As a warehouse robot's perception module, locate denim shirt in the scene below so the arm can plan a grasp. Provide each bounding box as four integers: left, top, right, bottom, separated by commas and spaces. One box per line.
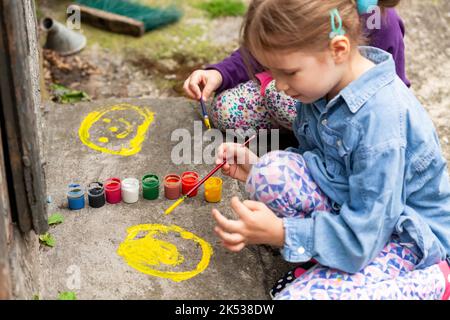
283, 46, 450, 273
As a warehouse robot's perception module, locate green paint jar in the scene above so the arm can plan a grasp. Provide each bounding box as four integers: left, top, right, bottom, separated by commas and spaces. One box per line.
142, 174, 160, 200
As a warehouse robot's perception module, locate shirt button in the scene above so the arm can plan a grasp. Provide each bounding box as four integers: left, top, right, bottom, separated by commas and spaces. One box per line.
336, 139, 342, 147
297, 247, 306, 255
321, 119, 328, 126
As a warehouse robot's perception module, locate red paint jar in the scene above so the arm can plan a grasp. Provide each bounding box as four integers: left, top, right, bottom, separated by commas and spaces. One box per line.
105, 178, 122, 204
181, 171, 199, 197
164, 174, 181, 200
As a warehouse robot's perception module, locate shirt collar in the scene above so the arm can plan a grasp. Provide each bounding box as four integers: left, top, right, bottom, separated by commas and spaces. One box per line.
331, 46, 397, 114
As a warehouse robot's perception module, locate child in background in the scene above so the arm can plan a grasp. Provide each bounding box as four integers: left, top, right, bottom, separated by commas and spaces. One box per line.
211, 0, 450, 299
184, 0, 409, 132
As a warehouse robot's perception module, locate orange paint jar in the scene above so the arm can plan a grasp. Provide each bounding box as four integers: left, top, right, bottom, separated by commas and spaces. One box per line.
204, 177, 223, 203
181, 171, 199, 197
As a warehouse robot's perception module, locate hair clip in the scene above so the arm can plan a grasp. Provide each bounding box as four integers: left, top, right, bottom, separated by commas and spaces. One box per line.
329, 8, 346, 39
357, 0, 379, 14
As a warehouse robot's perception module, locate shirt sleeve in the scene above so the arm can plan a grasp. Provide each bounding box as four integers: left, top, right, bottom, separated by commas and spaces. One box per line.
367, 9, 410, 87
281, 141, 407, 273
205, 48, 264, 93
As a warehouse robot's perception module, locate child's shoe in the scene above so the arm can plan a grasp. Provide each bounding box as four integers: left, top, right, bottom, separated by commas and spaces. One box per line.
269, 261, 317, 299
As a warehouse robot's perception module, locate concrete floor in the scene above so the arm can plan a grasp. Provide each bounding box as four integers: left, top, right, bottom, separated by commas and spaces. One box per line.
38, 97, 292, 300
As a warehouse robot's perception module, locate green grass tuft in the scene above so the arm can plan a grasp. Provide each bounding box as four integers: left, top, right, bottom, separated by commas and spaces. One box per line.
197, 0, 246, 18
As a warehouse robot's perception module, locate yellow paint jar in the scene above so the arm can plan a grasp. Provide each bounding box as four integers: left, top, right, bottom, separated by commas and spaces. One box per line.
204, 177, 223, 203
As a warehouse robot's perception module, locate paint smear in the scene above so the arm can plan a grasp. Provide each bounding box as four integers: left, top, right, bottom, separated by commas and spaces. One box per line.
79, 104, 155, 157
117, 224, 213, 282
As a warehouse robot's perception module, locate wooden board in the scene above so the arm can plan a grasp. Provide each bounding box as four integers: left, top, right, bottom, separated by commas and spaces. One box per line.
0, 120, 12, 300
0, 0, 48, 235
75, 4, 145, 37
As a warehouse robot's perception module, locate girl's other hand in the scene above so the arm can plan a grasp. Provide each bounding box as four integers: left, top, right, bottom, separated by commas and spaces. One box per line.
216, 143, 259, 182
183, 69, 223, 101
212, 197, 285, 252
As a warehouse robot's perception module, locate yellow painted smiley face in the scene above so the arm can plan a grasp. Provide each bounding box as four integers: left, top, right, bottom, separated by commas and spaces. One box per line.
79, 104, 155, 156
117, 224, 213, 282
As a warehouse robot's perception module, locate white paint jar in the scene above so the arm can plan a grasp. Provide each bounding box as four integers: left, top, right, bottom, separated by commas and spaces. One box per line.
121, 178, 139, 204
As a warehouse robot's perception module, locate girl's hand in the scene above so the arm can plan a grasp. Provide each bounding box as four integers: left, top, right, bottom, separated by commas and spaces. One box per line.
212, 197, 285, 252
183, 69, 223, 101
216, 143, 259, 182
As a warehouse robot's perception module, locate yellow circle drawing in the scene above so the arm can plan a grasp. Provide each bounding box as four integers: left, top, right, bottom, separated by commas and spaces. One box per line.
79, 104, 155, 157
117, 224, 213, 282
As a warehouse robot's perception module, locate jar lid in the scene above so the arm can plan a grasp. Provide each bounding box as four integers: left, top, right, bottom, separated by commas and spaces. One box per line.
122, 178, 139, 190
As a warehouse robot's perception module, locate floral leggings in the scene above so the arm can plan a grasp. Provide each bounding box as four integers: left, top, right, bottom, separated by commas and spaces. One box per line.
245, 151, 450, 300
208, 80, 297, 131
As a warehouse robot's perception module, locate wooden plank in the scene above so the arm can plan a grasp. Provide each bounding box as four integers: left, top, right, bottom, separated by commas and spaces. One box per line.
76, 4, 145, 37
0, 107, 12, 300
0, 0, 48, 234
0, 0, 31, 233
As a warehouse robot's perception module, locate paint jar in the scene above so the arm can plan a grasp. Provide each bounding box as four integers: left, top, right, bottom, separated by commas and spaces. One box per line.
164, 174, 181, 200
67, 184, 85, 210
181, 171, 199, 197
142, 174, 159, 200
105, 178, 122, 204
87, 182, 105, 208
204, 177, 223, 203
122, 178, 140, 204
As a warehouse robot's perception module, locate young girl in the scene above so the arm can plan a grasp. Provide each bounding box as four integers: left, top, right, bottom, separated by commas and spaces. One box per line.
184, 0, 409, 132
211, 0, 450, 300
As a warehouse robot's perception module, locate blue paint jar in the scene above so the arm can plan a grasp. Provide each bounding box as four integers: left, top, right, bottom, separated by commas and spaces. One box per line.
67, 184, 85, 210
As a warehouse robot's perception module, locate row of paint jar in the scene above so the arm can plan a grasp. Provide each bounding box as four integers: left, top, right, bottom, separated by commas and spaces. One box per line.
67, 172, 223, 210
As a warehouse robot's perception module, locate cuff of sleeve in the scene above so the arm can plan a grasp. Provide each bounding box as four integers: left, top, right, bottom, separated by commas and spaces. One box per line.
281, 217, 314, 263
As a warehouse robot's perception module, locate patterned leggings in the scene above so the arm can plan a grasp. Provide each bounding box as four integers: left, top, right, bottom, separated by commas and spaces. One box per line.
207, 80, 297, 131
246, 151, 450, 300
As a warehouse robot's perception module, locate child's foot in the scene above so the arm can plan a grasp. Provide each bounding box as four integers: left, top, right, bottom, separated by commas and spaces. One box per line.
269, 261, 317, 299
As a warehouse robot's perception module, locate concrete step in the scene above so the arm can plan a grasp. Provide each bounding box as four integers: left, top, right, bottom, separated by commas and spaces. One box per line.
39, 97, 291, 299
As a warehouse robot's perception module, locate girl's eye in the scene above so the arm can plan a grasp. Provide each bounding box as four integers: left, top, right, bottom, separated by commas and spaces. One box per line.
285, 71, 298, 76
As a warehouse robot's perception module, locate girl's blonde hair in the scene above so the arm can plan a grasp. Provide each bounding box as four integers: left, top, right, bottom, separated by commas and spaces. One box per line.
240, 0, 400, 76
378, 0, 401, 8
241, 0, 401, 55
241, 0, 361, 56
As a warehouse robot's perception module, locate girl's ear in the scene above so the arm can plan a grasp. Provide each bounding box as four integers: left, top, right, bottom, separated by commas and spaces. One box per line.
329, 36, 351, 64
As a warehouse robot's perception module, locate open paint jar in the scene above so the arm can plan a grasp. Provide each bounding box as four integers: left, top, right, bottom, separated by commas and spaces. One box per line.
204, 177, 223, 203
122, 178, 139, 204
87, 182, 105, 208
67, 183, 85, 210
181, 171, 199, 197
164, 174, 181, 200
142, 174, 160, 200
105, 178, 122, 204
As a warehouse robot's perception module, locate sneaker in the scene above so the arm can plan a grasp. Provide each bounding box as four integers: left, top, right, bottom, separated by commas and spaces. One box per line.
269, 261, 317, 299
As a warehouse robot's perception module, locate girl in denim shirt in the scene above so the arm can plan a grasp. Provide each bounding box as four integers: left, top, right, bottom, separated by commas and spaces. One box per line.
184, 0, 409, 132
212, 0, 450, 300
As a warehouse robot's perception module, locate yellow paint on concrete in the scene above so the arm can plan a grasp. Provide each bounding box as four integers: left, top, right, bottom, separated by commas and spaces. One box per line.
117, 224, 213, 282
79, 104, 155, 156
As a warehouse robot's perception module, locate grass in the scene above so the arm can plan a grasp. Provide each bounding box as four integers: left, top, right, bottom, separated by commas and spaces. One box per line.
197, 0, 246, 18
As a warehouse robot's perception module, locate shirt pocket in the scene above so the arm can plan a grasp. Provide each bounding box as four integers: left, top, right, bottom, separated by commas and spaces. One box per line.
296, 120, 316, 149
321, 129, 352, 177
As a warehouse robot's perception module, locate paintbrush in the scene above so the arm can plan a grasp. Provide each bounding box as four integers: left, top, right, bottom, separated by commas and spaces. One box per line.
199, 96, 211, 130
165, 134, 257, 215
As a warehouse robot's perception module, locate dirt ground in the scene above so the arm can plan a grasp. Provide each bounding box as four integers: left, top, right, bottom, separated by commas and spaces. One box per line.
399, 0, 450, 161
37, 0, 449, 156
